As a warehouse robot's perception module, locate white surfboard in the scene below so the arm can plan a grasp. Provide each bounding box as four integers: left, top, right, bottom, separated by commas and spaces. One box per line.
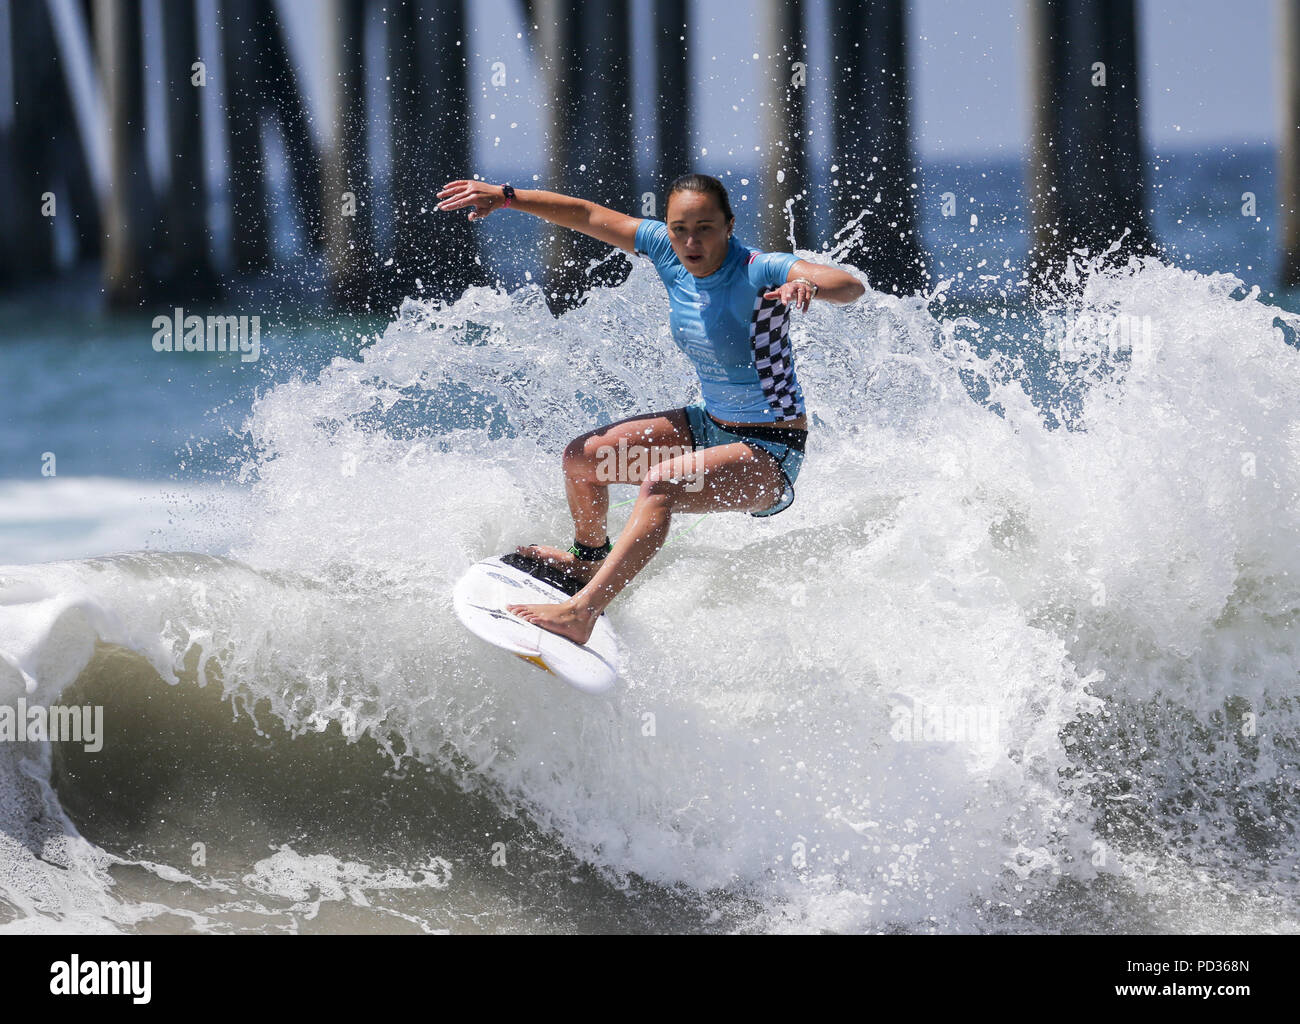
452, 553, 623, 694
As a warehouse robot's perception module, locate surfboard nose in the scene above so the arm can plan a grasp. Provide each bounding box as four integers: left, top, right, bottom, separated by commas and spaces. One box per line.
453, 554, 623, 694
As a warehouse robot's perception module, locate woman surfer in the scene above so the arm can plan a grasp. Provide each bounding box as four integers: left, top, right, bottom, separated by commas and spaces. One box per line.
436, 173, 865, 646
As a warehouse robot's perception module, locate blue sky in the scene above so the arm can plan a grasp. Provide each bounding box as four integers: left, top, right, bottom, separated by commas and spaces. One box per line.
909, 0, 1279, 158
262, 0, 1282, 169
13, 0, 1279, 178
481, 0, 1281, 167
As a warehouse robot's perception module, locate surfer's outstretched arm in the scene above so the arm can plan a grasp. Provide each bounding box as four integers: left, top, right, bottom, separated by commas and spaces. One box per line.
436, 180, 641, 253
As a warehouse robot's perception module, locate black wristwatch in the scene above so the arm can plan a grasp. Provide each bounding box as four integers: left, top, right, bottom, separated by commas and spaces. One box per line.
501, 184, 516, 208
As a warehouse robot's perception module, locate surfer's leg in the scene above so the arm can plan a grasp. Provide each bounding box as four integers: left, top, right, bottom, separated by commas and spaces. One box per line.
516, 407, 696, 577
507, 442, 784, 644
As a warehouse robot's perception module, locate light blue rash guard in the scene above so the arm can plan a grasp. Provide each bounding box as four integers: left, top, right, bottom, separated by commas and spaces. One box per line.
633, 217, 805, 423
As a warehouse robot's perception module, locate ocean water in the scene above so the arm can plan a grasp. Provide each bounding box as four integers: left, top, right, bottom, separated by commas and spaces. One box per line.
2, 150, 1300, 933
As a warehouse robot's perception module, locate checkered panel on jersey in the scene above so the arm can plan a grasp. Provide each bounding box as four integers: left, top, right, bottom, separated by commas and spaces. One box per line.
749, 291, 805, 421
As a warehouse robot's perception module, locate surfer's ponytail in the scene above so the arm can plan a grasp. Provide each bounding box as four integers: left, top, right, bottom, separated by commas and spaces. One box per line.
666, 173, 735, 226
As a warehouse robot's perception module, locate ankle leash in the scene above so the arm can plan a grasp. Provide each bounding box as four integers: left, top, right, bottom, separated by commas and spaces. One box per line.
566, 536, 612, 561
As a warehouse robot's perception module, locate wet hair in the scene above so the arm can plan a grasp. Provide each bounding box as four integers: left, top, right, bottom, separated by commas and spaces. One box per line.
666, 173, 735, 230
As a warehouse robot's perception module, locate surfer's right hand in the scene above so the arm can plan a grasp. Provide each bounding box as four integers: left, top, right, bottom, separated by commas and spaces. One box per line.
436, 179, 503, 221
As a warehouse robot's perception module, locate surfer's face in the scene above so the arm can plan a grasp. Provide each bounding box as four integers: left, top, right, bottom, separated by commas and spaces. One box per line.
666, 192, 734, 277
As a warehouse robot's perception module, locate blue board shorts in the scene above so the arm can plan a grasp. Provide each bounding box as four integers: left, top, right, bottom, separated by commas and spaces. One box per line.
682, 401, 807, 517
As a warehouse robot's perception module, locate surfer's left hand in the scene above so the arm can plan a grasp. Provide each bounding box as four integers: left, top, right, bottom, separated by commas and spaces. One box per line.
764, 279, 817, 313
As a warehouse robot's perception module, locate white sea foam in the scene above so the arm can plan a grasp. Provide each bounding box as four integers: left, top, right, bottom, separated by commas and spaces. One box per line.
2, 253, 1299, 932
0, 478, 251, 566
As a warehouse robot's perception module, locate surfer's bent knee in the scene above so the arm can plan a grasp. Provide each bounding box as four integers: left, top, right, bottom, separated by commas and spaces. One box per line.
563, 435, 604, 483
562, 435, 589, 467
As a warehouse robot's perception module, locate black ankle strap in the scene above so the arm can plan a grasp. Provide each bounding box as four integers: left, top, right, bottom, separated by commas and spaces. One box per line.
567, 536, 612, 561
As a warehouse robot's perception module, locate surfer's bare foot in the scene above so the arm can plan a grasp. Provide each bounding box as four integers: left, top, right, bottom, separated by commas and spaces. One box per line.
514, 543, 603, 582
505, 598, 598, 646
